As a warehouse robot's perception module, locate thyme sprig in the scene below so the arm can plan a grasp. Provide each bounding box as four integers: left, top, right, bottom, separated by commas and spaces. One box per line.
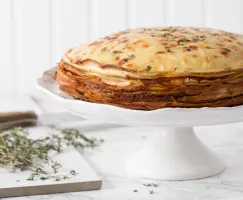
143, 183, 159, 187
143, 183, 159, 194
0, 127, 103, 181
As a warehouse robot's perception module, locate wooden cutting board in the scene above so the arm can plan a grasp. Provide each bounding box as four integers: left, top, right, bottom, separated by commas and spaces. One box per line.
0, 149, 102, 198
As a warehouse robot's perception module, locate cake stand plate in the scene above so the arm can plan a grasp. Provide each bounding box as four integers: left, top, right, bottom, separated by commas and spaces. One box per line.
37, 67, 243, 180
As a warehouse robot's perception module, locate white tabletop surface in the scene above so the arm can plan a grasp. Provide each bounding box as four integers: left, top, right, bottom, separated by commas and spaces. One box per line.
2, 94, 243, 200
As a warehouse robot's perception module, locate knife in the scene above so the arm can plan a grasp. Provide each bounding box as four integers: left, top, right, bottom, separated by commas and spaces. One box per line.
0, 111, 85, 131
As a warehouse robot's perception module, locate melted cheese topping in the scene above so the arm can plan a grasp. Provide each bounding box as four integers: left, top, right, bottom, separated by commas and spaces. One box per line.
62, 27, 243, 77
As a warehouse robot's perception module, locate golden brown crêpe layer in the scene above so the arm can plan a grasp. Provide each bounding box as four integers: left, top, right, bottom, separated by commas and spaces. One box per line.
56, 61, 243, 110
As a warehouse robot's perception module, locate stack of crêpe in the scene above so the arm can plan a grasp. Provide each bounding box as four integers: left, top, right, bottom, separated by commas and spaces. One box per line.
56, 27, 243, 110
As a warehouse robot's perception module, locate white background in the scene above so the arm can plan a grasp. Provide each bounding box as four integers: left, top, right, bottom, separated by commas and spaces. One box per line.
1, 0, 243, 94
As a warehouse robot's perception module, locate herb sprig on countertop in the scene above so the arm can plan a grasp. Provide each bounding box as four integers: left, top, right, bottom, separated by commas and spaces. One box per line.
0, 127, 103, 181
143, 183, 159, 194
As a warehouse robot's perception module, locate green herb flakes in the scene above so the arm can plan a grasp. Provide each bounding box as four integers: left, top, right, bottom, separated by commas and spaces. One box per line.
146, 66, 152, 71
164, 46, 173, 53
113, 50, 122, 54
178, 38, 191, 45
101, 47, 107, 52
128, 54, 135, 58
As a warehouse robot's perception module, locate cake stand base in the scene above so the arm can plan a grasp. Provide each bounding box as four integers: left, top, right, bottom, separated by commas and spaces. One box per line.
125, 127, 225, 180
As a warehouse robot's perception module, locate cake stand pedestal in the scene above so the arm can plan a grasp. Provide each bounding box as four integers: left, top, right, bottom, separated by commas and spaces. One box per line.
37, 67, 243, 180
125, 127, 224, 180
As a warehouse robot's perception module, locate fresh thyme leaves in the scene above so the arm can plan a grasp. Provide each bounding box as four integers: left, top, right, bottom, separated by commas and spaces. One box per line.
149, 190, 154, 194
27, 172, 39, 181
28, 169, 76, 181
146, 66, 152, 71
143, 183, 152, 187
51, 160, 62, 173
143, 183, 159, 187
143, 183, 158, 194
0, 127, 103, 181
70, 169, 76, 175
61, 128, 102, 148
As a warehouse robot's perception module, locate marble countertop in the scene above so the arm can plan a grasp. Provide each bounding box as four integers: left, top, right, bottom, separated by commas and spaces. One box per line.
2, 95, 243, 200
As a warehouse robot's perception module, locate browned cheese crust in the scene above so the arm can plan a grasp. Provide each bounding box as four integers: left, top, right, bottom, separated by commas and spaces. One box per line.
56, 27, 243, 110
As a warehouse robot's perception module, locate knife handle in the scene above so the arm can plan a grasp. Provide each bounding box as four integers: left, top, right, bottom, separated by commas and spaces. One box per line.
0, 111, 38, 123
0, 111, 38, 131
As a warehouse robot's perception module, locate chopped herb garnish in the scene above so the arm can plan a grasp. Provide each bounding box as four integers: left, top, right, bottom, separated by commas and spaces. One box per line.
101, 47, 107, 52
146, 66, 152, 71
119, 58, 129, 64
128, 54, 135, 58
184, 47, 191, 51
123, 44, 128, 49
178, 38, 191, 45
223, 48, 231, 52
113, 50, 122, 54
163, 27, 177, 32
164, 46, 173, 53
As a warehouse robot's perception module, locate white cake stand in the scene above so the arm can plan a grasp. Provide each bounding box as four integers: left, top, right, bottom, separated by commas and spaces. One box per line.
37, 67, 243, 180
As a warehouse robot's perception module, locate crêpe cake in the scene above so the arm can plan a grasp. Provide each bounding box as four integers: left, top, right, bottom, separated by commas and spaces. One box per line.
56, 27, 243, 110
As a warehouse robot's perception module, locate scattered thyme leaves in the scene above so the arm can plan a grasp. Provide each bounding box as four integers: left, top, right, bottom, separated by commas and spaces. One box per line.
40, 176, 49, 180
146, 66, 152, 71
143, 183, 159, 187
149, 190, 154, 194
38, 170, 76, 181
0, 127, 102, 181
143, 183, 152, 187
